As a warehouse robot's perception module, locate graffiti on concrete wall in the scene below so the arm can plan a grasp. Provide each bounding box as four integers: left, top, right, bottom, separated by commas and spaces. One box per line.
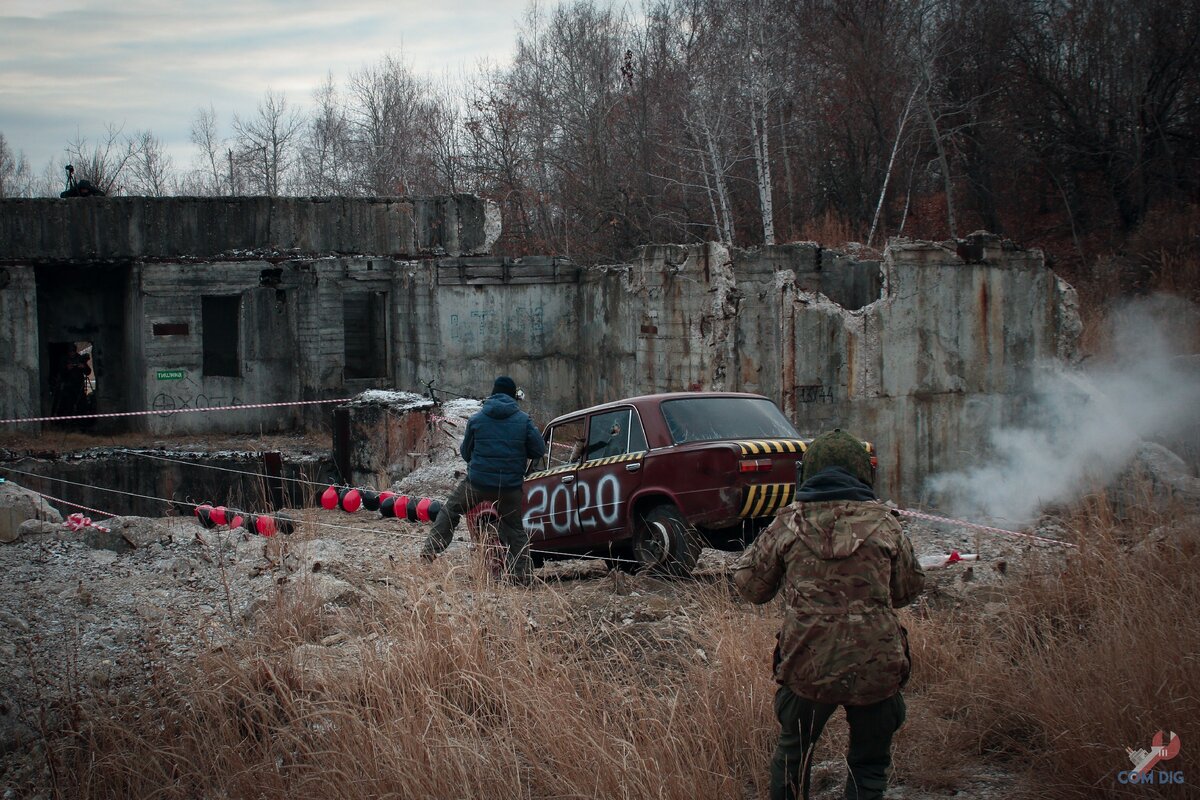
796, 384, 837, 404
446, 299, 554, 351
152, 392, 243, 417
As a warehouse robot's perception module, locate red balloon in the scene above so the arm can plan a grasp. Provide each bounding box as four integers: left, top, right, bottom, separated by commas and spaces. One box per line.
210, 506, 228, 526
379, 490, 395, 503
341, 488, 362, 513
256, 516, 277, 537
195, 504, 216, 529
229, 514, 244, 529
396, 495, 409, 521
320, 485, 339, 510
416, 497, 433, 522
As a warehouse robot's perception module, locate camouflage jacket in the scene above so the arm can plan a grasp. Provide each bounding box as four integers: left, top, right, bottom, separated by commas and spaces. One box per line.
734, 490, 924, 706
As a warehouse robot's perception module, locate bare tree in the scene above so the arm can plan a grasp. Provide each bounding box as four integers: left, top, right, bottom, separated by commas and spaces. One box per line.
426, 79, 468, 194
346, 54, 432, 195
126, 130, 175, 196
299, 73, 353, 195
63, 123, 140, 195
189, 105, 227, 195
0, 133, 34, 197
231, 90, 305, 196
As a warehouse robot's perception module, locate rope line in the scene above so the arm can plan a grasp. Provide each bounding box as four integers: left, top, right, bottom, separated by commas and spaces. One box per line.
0, 465, 640, 566
0, 397, 353, 426
895, 508, 1077, 548
127, 450, 332, 490
23, 487, 117, 521
1, 456, 1077, 560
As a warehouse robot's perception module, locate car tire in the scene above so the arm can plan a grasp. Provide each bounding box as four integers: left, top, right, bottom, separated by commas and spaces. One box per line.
634, 503, 702, 576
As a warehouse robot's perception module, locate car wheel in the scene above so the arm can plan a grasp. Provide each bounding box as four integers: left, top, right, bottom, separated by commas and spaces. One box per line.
634, 504, 702, 576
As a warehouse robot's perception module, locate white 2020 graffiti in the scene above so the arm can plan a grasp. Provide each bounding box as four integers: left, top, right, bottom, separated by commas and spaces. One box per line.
524, 473, 622, 535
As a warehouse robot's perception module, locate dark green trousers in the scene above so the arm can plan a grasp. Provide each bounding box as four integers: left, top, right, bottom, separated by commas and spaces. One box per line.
770, 685, 906, 800
421, 479, 531, 579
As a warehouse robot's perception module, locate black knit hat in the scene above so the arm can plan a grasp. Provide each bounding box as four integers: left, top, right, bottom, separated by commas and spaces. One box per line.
801, 429, 874, 485
492, 376, 518, 398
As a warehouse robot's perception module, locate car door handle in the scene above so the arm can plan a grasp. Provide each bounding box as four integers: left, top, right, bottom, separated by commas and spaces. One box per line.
625, 463, 641, 472
561, 474, 575, 483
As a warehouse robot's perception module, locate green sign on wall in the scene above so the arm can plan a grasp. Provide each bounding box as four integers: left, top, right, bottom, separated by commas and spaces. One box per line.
156, 369, 186, 381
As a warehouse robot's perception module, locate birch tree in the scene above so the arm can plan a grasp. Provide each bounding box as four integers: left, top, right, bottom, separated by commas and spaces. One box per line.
231, 90, 305, 196
188, 105, 226, 194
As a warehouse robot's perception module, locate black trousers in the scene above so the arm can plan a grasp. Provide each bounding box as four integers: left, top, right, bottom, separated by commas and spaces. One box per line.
421, 479, 531, 579
770, 685, 906, 800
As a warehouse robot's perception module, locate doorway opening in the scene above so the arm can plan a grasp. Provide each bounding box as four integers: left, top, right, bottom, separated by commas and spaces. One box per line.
48, 340, 95, 421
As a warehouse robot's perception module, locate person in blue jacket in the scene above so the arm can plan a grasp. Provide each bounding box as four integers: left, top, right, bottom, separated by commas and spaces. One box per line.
420, 376, 546, 581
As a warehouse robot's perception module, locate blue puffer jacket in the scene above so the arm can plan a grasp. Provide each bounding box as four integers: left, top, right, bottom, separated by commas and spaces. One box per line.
461, 394, 547, 489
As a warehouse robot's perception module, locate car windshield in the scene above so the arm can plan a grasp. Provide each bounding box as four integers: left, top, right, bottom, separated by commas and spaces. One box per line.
659, 397, 799, 444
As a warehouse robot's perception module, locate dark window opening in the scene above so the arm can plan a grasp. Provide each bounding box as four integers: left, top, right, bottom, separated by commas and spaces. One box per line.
535, 418, 586, 473
202, 296, 241, 377
344, 291, 388, 379
49, 340, 95, 418
153, 322, 189, 336
585, 408, 648, 459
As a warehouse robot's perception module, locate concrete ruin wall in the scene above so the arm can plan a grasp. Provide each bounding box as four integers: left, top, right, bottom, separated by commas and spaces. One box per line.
0, 195, 500, 262
0, 197, 1079, 503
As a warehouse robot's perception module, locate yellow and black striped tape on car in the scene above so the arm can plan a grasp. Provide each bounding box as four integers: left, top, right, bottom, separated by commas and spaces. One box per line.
527, 452, 645, 480
739, 483, 797, 518
525, 463, 579, 481
737, 439, 810, 455
581, 451, 645, 469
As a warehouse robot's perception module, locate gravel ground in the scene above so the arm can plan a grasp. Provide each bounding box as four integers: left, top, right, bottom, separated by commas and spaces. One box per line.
0, 402, 1062, 798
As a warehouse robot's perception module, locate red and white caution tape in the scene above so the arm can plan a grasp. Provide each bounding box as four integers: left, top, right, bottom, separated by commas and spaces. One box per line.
0, 397, 353, 425
896, 507, 1077, 548
18, 485, 116, 529
63, 512, 111, 534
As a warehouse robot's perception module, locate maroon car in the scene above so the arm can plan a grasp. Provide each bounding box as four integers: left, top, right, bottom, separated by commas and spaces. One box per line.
471, 392, 874, 576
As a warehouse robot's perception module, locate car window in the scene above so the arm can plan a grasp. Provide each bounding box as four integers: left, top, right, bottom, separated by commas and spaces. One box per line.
585, 408, 648, 459
543, 418, 587, 470
660, 397, 800, 444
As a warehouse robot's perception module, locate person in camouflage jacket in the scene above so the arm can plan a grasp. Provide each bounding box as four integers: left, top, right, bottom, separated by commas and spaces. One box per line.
734, 429, 925, 800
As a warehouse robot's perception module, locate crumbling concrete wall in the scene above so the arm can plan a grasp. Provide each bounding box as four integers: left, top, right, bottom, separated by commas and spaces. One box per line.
400, 257, 584, 423
0, 266, 39, 431
572, 234, 1078, 501
780, 237, 1080, 499
0, 196, 1079, 503
332, 392, 435, 488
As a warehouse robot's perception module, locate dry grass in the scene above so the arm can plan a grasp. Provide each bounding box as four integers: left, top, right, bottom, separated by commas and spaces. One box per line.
39, 493, 1200, 800
902, 494, 1200, 799
49, 572, 781, 800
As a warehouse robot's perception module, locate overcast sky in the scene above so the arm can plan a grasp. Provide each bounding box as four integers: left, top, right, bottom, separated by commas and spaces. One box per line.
0, 0, 533, 176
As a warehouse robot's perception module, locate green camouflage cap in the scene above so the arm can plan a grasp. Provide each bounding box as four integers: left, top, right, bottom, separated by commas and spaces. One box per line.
802, 429, 873, 484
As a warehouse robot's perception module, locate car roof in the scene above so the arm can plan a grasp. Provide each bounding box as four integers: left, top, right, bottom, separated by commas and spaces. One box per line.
545, 391, 774, 426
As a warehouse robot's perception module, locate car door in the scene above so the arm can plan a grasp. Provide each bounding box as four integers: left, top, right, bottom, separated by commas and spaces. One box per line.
573, 406, 648, 546
523, 416, 587, 545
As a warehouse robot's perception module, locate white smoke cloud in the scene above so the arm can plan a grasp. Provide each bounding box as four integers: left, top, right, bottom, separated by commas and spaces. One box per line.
928, 295, 1200, 526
